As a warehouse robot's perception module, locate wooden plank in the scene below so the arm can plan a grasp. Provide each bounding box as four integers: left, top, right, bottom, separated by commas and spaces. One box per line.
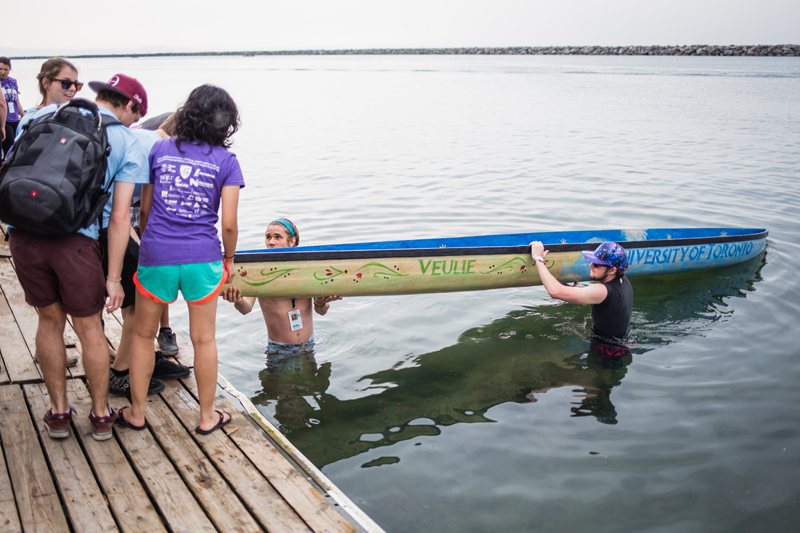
0, 259, 41, 354
0, 356, 8, 385
0, 286, 40, 383
66, 380, 166, 533
0, 384, 70, 532
227, 422, 356, 533
0, 431, 23, 532
23, 383, 118, 533
141, 394, 263, 532
161, 379, 312, 533
180, 376, 354, 533
103, 310, 124, 351
0, 238, 11, 258
110, 395, 216, 533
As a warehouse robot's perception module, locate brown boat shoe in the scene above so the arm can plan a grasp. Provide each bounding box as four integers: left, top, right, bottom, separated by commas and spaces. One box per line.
89, 406, 118, 441
43, 406, 77, 439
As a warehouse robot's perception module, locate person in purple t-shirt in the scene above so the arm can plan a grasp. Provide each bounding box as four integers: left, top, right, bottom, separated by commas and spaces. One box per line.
0, 57, 24, 157
120, 85, 244, 435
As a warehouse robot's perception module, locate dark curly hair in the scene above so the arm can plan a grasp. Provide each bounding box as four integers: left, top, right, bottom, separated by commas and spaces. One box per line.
174, 84, 240, 151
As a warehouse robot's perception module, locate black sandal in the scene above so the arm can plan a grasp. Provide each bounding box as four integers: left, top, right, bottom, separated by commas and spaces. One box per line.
195, 410, 231, 435
115, 406, 147, 431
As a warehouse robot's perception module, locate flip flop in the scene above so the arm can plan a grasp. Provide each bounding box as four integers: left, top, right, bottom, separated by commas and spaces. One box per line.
114, 406, 147, 431
195, 410, 231, 435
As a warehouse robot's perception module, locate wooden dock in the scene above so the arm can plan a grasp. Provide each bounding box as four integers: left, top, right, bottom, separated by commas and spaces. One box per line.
0, 229, 376, 533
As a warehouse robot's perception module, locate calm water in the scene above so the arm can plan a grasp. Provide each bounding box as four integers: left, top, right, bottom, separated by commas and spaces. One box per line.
12, 55, 800, 532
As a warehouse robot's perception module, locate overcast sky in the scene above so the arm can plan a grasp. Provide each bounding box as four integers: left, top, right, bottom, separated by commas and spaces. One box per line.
5, 0, 799, 56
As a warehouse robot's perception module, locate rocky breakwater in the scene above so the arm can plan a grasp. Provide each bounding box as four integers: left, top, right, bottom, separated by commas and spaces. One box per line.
265, 44, 800, 57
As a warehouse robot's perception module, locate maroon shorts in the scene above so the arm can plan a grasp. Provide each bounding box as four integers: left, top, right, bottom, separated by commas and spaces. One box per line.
9, 229, 105, 317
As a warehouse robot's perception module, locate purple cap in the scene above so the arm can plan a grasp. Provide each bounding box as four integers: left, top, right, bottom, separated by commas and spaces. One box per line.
582, 242, 628, 270
88, 74, 148, 117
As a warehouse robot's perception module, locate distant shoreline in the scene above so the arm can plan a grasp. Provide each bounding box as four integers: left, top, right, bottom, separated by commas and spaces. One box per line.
11, 44, 800, 60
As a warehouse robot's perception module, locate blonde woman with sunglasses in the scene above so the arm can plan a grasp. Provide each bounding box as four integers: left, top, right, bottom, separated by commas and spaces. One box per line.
15, 57, 82, 135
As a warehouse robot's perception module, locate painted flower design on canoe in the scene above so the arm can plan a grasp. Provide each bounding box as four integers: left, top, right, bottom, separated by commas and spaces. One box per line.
238, 267, 299, 286
357, 262, 408, 279
314, 266, 344, 281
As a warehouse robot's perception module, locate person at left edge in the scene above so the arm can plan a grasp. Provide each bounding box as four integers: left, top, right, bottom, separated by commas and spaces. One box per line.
1, 56, 24, 159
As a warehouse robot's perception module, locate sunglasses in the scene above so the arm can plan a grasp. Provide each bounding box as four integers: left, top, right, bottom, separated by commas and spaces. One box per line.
48, 78, 84, 91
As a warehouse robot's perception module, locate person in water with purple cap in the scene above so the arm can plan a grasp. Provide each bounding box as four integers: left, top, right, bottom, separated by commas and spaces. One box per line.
530, 240, 633, 363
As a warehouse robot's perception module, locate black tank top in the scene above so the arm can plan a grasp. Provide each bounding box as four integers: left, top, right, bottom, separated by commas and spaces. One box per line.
591, 276, 633, 342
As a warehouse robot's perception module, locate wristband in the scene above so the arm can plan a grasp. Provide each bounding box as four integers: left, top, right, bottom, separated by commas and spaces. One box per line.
534, 256, 544, 263
224, 253, 235, 259
106, 276, 122, 282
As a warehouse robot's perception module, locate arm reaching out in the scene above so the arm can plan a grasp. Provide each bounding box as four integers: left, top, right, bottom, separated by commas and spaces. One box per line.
313, 295, 342, 316
530, 241, 608, 306
221, 287, 256, 315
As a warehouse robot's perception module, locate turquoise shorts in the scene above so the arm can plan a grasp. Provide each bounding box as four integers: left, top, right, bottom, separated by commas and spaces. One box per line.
134, 261, 226, 305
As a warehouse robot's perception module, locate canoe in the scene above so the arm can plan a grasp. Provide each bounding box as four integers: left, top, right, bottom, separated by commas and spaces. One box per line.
229, 228, 768, 298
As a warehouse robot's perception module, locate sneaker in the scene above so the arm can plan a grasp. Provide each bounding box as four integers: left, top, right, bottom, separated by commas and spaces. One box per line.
43, 406, 77, 439
157, 327, 180, 356
152, 351, 191, 380
89, 406, 117, 441
109, 370, 165, 397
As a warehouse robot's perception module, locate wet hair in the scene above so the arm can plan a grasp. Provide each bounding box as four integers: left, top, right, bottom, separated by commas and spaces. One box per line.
95, 89, 140, 115
0, 57, 10, 67
35, 57, 78, 106
268, 219, 300, 247
173, 84, 240, 151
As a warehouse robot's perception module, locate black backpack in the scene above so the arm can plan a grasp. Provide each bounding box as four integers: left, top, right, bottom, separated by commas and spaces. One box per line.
0, 98, 120, 237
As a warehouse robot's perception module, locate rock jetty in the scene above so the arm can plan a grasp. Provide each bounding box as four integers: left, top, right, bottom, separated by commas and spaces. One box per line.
14, 45, 800, 60
253, 45, 800, 57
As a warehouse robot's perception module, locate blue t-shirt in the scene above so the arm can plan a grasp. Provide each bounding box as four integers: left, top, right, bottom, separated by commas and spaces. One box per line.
12, 103, 149, 239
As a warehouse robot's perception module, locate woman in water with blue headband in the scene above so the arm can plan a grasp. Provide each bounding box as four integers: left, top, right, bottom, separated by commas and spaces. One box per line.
222, 218, 342, 355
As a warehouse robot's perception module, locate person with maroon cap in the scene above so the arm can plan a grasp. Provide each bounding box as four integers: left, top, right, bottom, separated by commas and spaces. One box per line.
530, 240, 634, 355
88, 74, 189, 398
8, 71, 151, 441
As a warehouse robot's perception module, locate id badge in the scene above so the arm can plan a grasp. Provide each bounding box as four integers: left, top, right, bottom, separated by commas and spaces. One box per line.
8, 102, 14, 114
288, 309, 303, 331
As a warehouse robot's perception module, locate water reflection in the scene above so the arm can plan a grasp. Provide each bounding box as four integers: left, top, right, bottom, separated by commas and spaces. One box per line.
252, 253, 765, 468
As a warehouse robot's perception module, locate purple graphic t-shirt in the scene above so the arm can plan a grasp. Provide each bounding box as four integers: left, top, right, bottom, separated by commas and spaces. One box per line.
139, 138, 245, 267
1, 77, 21, 122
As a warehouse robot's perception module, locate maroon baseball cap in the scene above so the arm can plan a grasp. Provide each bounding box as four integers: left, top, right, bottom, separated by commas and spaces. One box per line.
88, 74, 148, 117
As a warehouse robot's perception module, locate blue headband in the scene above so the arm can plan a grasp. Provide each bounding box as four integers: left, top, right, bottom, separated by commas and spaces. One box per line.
271, 219, 296, 237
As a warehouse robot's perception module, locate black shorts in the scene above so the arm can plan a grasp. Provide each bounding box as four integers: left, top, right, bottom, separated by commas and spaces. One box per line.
2, 120, 19, 157
99, 228, 139, 309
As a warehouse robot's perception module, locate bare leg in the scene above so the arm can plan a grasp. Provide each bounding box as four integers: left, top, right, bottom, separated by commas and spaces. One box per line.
128, 292, 164, 426
36, 303, 69, 413
159, 305, 170, 329
111, 304, 136, 371
72, 311, 111, 417
187, 297, 228, 431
